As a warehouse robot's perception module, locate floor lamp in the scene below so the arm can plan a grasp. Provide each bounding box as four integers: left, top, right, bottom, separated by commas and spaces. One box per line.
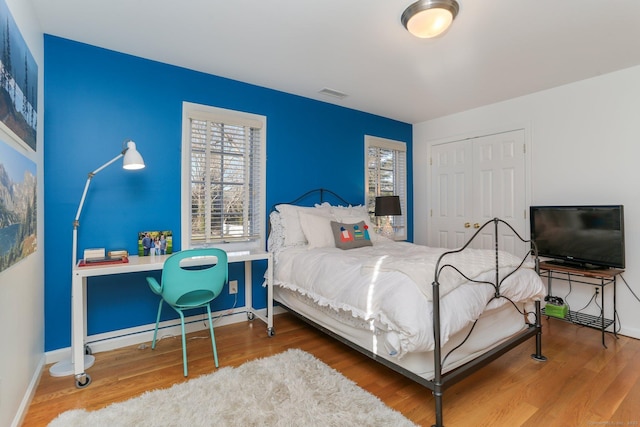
49, 140, 145, 379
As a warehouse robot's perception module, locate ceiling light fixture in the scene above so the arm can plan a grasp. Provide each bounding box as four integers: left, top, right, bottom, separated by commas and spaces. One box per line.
401, 0, 460, 39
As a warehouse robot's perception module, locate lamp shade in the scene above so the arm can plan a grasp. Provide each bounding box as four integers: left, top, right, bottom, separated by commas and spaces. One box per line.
401, 0, 459, 39
122, 140, 145, 170
375, 196, 402, 216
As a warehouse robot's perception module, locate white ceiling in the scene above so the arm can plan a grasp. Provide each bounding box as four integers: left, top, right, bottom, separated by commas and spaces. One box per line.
30, 0, 640, 124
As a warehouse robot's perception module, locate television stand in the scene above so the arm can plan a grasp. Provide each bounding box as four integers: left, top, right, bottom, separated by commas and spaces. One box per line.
538, 262, 622, 348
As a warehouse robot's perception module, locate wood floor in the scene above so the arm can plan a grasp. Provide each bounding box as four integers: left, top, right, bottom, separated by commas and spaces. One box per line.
23, 312, 640, 427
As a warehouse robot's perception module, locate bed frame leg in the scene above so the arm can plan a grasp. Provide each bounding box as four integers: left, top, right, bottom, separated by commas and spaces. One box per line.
433, 388, 444, 427
531, 300, 547, 362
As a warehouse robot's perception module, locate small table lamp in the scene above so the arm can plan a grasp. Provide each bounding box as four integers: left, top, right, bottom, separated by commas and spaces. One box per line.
375, 195, 402, 238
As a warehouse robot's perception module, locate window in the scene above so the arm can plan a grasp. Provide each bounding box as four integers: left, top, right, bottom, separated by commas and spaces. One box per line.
182, 102, 266, 252
365, 135, 407, 240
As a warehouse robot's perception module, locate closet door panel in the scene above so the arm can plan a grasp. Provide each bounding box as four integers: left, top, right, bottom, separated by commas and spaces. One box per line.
472, 130, 526, 251
429, 140, 473, 247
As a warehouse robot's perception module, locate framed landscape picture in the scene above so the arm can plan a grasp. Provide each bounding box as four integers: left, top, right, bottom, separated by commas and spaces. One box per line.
0, 138, 37, 273
138, 230, 173, 257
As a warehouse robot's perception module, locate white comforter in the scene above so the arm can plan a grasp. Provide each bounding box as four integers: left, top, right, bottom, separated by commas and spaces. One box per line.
273, 241, 546, 358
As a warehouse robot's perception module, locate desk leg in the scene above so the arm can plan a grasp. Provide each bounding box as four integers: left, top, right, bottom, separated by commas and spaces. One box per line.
267, 253, 274, 336
72, 275, 93, 388
244, 260, 252, 320
244, 256, 274, 336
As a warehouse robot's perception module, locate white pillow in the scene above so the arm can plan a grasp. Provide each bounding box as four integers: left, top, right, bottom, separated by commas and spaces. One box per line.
276, 203, 332, 246
298, 210, 336, 249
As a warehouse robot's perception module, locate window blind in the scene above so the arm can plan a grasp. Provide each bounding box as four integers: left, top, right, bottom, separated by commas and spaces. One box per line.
188, 117, 263, 246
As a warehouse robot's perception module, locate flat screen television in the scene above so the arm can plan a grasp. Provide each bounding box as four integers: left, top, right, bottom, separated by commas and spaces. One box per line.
529, 205, 625, 269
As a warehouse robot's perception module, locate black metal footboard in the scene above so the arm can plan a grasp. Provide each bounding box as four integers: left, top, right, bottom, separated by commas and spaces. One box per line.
429, 218, 546, 427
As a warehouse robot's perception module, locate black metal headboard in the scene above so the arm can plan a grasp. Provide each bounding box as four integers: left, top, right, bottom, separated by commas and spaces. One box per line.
270, 188, 355, 212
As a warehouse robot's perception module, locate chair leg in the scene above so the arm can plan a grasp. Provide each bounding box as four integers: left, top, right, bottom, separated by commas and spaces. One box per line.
178, 310, 188, 377
206, 304, 219, 368
152, 299, 163, 350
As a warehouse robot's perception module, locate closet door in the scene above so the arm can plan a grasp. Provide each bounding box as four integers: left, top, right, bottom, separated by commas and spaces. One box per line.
471, 130, 527, 253
429, 129, 527, 254
430, 139, 473, 248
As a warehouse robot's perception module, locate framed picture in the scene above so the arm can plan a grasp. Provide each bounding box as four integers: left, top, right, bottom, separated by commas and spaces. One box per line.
0, 138, 37, 273
138, 230, 173, 256
0, 0, 38, 151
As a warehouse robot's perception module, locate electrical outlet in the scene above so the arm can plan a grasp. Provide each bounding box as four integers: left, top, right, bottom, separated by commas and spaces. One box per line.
229, 280, 238, 294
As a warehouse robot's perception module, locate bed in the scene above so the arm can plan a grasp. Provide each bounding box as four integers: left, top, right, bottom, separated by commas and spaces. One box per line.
268, 189, 547, 427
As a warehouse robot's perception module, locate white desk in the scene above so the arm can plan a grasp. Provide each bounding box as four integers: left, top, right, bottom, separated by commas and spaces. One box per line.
70, 250, 273, 387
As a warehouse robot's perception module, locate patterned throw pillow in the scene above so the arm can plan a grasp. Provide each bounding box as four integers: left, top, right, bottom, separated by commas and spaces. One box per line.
330, 221, 373, 250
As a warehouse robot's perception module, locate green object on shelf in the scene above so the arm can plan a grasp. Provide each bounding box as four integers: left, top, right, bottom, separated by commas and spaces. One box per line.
545, 303, 568, 319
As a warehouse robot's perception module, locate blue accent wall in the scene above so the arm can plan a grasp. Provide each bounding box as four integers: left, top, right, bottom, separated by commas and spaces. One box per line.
43, 35, 413, 352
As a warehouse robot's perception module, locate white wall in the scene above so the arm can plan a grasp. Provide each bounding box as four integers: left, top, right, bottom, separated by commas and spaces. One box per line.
0, 1, 44, 426
414, 65, 640, 340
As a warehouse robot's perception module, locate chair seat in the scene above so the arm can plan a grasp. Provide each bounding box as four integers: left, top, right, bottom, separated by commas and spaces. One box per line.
175, 290, 216, 307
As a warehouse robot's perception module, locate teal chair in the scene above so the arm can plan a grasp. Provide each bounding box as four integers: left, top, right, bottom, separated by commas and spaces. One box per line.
146, 248, 228, 376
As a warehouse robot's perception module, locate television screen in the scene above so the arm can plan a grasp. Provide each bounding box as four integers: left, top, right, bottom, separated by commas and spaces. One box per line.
530, 205, 625, 269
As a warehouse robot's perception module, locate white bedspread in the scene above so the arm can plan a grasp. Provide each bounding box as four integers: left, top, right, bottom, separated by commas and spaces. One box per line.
273, 241, 546, 358
361, 244, 529, 300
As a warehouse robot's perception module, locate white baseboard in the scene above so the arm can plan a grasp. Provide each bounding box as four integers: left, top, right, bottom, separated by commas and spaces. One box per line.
45, 306, 285, 365
619, 325, 640, 340
11, 354, 45, 427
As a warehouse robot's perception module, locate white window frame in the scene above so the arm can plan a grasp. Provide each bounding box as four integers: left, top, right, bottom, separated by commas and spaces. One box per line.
365, 135, 407, 240
181, 102, 267, 252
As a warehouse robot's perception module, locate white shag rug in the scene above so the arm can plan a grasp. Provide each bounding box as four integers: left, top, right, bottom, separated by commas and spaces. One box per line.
48, 349, 417, 427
